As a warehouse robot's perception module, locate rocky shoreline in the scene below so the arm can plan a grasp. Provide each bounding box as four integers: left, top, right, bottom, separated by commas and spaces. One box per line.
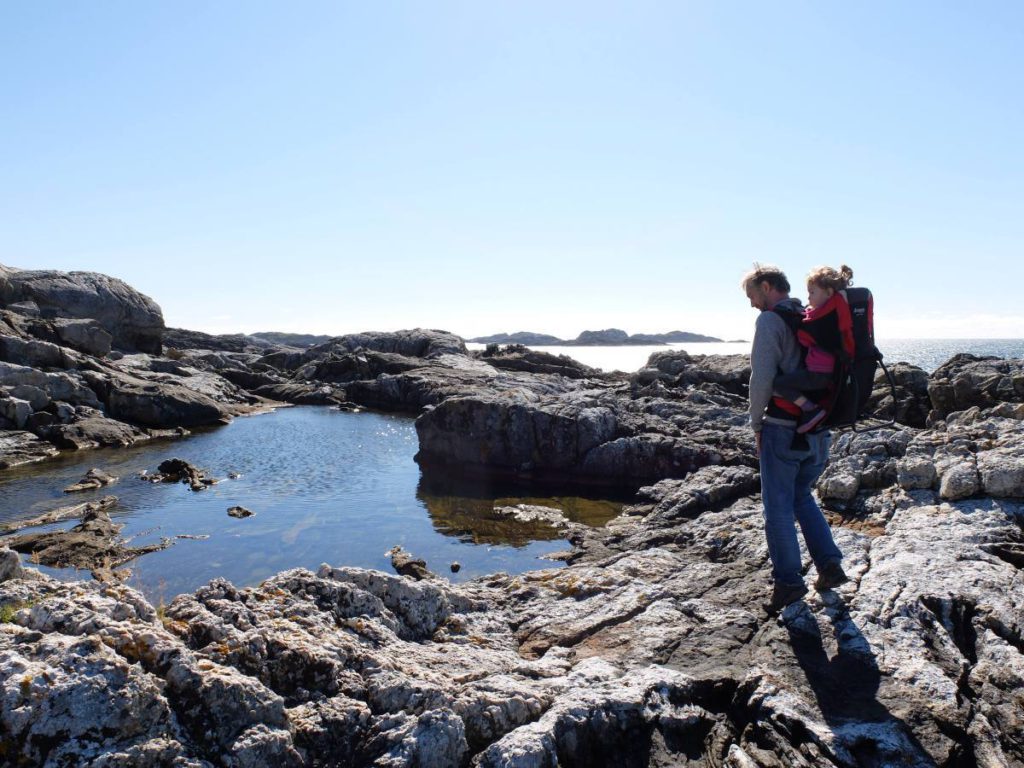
2, 264, 1023, 766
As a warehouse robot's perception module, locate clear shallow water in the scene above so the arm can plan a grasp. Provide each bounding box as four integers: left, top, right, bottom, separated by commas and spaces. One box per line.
0, 407, 621, 602
468, 339, 1024, 374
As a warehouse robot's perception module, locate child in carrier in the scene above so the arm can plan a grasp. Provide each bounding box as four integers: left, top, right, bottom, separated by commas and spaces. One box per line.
774, 264, 855, 433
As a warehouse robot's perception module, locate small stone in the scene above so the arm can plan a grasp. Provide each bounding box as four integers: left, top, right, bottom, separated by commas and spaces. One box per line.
450, 562, 461, 573
0, 397, 33, 430
897, 457, 937, 491
228, 506, 254, 518
64, 468, 119, 494
939, 463, 980, 500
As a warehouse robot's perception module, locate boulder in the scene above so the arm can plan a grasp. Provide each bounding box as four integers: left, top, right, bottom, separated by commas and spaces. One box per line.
144, 458, 215, 491
477, 346, 601, 379
7, 384, 49, 411
40, 412, 147, 450
928, 354, 1024, 417
0, 332, 75, 368
866, 361, 931, 427
53, 318, 113, 357
0, 363, 100, 407
99, 375, 232, 428
294, 350, 424, 384
0, 397, 32, 429
0, 264, 164, 353
0, 547, 25, 581
304, 329, 467, 361
162, 327, 258, 353
415, 387, 754, 487
251, 381, 344, 405
64, 468, 119, 494
636, 351, 750, 395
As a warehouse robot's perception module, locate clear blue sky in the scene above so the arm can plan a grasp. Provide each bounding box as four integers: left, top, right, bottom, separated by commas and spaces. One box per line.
1, 2, 1021, 340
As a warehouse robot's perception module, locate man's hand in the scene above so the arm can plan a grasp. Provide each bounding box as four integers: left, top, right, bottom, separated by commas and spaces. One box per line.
755, 431, 762, 457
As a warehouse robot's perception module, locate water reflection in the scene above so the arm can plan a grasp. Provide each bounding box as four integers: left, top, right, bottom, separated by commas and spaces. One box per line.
1, 407, 628, 601
418, 483, 622, 547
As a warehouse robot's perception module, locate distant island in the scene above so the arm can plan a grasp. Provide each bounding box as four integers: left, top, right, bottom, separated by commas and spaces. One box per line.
250, 331, 335, 348
467, 328, 725, 346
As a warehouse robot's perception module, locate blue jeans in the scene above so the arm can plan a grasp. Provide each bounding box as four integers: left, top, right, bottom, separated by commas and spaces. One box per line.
759, 423, 842, 586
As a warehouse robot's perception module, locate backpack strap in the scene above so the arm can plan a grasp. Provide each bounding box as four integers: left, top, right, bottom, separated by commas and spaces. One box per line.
767, 303, 809, 418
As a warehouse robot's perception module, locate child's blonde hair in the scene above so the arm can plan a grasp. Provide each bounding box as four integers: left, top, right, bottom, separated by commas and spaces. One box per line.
806, 264, 853, 292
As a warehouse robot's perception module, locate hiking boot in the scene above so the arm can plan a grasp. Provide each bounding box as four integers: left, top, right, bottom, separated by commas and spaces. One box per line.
765, 582, 809, 614
814, 560, 849, 591
797, 407, 828, 434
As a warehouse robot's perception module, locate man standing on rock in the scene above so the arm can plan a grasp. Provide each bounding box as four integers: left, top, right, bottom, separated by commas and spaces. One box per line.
742, 264, 848, 613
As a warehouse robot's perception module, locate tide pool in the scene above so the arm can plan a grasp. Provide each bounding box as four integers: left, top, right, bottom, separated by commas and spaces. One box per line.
0, 407, 621, 602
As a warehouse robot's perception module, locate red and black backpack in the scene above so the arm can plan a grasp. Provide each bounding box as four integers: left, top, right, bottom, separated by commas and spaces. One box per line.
772, 287, 894, 430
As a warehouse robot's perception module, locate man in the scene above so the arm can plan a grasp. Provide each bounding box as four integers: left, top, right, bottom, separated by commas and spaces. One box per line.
742, 264, 848, 613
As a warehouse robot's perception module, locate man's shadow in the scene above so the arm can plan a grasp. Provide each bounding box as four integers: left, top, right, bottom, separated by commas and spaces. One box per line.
783, 598, 935, 762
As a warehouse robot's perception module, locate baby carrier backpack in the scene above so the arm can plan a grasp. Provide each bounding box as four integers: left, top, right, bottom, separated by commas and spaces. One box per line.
773, 288, 897, 431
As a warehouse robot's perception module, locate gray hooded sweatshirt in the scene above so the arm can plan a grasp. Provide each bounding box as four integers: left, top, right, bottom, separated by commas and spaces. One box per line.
749, 297, 804, 433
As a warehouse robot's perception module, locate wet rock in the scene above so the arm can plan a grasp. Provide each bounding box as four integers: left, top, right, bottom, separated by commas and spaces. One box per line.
227, 506, 254, 518
388, 546, 435, 581
415, 387, 754, 488
252, 381, 345, 405
102, 374, 233, 428
450, 562, 461, 573
64, 467, 119, 493
1, 495, 119, 533
144, 458, 216, 491
492, 504, 570, 528
4, 506, 170, 580
42, 411, 148, 450
0, 430, 60, 469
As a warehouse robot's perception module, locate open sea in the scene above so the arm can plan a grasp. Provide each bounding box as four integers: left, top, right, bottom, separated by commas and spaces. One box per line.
467, 339, 1024, 374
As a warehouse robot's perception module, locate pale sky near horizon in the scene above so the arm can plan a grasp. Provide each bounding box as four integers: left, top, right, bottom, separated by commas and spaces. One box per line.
2, 2, 1021, 341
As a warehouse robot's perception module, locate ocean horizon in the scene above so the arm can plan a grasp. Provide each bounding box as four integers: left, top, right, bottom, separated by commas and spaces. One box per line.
467, 338, 1024, 375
